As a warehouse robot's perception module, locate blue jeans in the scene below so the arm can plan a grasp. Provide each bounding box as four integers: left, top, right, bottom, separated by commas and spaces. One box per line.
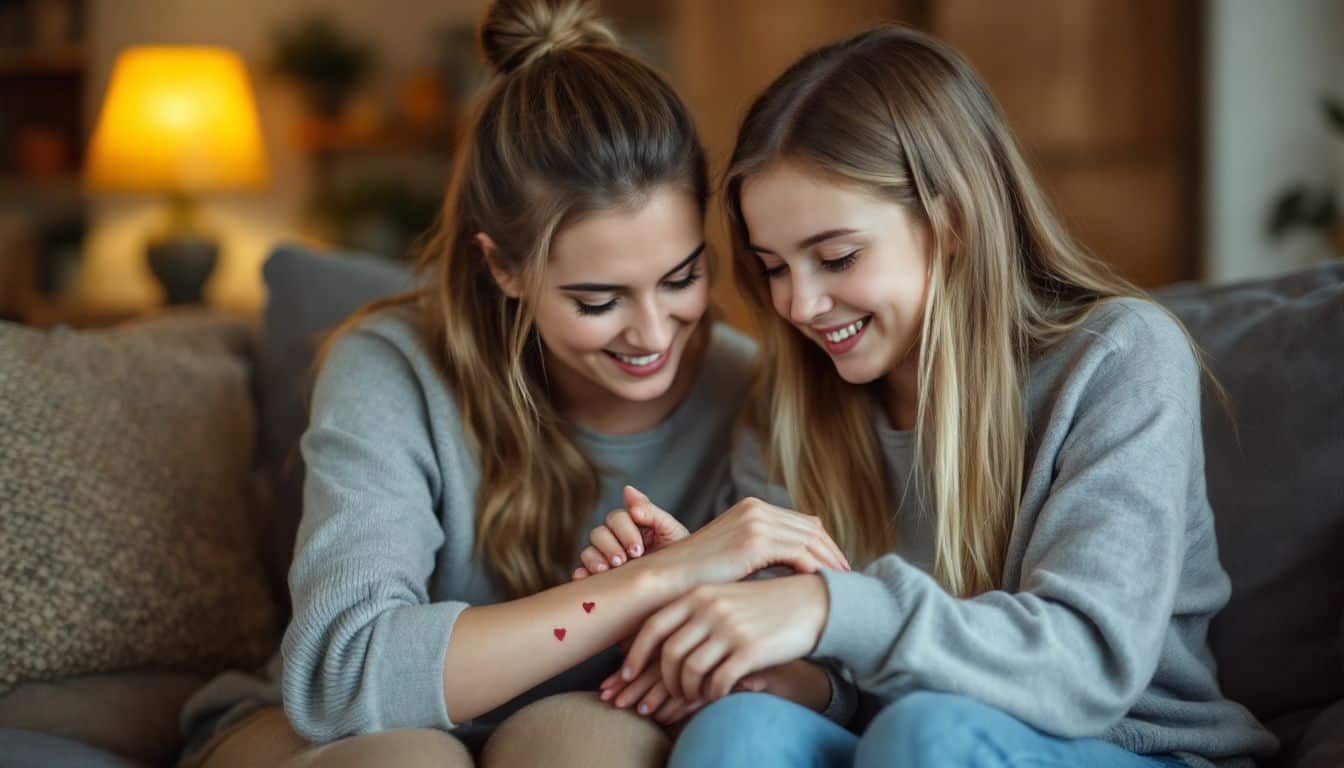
668, 691, 1190, 768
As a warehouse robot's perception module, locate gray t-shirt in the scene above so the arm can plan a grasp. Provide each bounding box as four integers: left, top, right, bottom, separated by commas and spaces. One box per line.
180, 305, 756, 753
733, 298, 1277, 767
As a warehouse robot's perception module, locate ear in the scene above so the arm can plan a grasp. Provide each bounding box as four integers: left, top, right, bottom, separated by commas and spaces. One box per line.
476, 232, 522, 298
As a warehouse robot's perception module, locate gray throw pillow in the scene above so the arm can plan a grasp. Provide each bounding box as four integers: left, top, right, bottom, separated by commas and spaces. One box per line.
1155, 262, 1344, 725
255, 244, 413, 614
0, 317, 279, 699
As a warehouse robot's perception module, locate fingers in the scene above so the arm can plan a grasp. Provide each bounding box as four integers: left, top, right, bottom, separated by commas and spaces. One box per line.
589, 525, 626, 567
659, 620, 712, 701
571, 566, 589, 581
604, 509, 645, 558
623, 484, 650, 512
735, 673, 767, 693
680, 637, 731, 703
610, 664, 660, 709
579, 546, 609, 575
775, 511, 849, 572
632, 680, 669, 717
625, 485, 689, 544
654, 697, 702, 726
763, 532, 833, 575
706, 649, 755, 701
727, 499, 850, 573
622, 600, 690, 684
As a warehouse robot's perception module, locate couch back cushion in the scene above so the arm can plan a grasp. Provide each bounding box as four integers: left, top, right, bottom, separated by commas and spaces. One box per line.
256, 244, 412, 612
1155, 262, 1344, 723
0, 314, 279, 696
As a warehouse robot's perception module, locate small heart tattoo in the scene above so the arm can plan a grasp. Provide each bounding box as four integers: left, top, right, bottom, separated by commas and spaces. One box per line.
554, 628, 566, 641
582, 602, 595, 613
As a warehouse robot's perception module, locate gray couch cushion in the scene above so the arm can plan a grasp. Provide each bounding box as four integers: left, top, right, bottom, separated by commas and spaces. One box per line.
1155, 262, 1344, 727
255, 244, 413, 613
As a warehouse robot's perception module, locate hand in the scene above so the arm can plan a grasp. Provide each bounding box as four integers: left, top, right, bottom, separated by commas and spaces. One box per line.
604, 575, 830, 703
598, 659, 704, 725
573, 486, 690, 580
733, 660, 833, 713
643, 497, 850, 591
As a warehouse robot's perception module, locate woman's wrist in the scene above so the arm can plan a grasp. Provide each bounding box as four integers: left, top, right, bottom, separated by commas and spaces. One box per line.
627, 551, 697, 604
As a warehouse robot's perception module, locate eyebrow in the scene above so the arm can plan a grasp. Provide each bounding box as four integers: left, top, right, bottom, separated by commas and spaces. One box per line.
748, 228, 858, 256
558, 243, 706, 292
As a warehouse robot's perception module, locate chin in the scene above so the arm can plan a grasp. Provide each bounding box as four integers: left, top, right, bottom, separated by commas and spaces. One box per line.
833, 360, 884, 385
826, 345, 890, 385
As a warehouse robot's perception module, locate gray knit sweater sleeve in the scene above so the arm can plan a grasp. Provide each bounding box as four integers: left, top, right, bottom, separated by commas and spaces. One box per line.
814, 303, 1208, 738
280, 326, 462, 742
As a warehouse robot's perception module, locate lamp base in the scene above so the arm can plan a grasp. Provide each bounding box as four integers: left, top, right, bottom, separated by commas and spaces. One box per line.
147, 236, 218, 305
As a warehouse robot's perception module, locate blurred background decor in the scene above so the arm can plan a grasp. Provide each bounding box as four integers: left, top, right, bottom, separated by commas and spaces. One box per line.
1267, 95, 1344, 258
269, 15, 373, 121
85, 45, 270, 305
0, 0, 1340, 328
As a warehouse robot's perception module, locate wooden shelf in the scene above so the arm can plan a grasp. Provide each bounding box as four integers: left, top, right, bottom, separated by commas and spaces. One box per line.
0, 45, 86, 74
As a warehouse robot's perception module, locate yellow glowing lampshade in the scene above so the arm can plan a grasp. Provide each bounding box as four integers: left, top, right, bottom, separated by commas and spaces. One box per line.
87, 46, 269, 193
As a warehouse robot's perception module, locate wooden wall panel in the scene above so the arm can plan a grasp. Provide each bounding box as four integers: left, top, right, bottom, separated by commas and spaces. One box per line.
1037, 157, 1188, 286
931, 0, 1202, 287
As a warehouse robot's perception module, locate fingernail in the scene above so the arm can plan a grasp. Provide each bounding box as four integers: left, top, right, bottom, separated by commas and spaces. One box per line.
630, 545, 642, 557
596, 563, 608, 572
622, 667, 633, 681
638, 704, 650, 715
611, 556, 623, 566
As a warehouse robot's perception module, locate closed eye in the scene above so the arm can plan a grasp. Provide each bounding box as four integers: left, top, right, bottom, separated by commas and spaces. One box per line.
573, 297, 619, 316
662, 265, 703, 291
821, 250, 860, 272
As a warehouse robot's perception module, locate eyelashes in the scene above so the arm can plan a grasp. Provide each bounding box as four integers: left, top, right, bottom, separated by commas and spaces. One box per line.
761, 250, 861, 279
572, 266, 704, 316
574, 298, 618, 316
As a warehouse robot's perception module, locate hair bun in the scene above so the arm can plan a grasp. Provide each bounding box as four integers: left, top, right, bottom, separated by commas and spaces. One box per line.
480, 0, 618, 75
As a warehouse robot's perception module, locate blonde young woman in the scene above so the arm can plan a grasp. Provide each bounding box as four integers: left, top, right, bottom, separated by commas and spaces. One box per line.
581, 26, 1278, 768
173, 2, 851, 767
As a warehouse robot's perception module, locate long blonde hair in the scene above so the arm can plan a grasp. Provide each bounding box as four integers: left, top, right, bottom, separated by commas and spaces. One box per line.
327, 0, 708, 598
725, 26, 1191, 597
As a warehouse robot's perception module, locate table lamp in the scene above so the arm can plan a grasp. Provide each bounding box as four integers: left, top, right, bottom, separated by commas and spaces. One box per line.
86, 46, 269, 304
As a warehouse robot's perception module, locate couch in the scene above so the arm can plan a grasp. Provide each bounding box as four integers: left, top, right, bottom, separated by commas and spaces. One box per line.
0, 246, 1339, 767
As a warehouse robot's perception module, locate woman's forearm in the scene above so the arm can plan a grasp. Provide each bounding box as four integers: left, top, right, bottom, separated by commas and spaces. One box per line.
442, 554, 688, 722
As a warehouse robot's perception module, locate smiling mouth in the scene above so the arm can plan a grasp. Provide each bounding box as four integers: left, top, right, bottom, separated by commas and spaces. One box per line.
821, 317, 868, 343
608, 350, 663, 366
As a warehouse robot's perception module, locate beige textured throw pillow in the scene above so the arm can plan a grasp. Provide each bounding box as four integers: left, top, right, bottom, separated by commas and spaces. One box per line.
0, 317, 279, 695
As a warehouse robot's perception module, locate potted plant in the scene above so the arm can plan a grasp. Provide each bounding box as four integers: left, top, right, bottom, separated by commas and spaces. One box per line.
270, 16, 375, 120
1268, 96, 1344, 256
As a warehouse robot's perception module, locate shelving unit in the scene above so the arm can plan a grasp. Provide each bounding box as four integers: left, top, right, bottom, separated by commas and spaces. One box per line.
0, 0, 89, 323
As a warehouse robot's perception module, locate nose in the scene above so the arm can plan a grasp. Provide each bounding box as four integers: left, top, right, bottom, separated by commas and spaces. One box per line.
788, 272, 833, 325
624, 295, 674, 351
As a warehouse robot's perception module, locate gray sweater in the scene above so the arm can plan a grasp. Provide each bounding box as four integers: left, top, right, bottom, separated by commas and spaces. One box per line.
181, 306, 757, 752
733, 298, 1277, 767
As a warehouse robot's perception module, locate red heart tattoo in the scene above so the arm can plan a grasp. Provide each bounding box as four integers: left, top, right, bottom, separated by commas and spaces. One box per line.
554, 627, 566, 641
582, 602, 595, 613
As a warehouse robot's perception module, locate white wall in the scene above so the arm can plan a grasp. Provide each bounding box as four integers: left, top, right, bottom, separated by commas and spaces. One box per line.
79, 0, 489, 312
1205, 0, 1344, 283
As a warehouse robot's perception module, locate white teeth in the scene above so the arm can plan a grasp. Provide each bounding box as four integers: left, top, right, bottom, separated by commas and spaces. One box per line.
824, 318, 867, 343
612, 351, 662, 366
